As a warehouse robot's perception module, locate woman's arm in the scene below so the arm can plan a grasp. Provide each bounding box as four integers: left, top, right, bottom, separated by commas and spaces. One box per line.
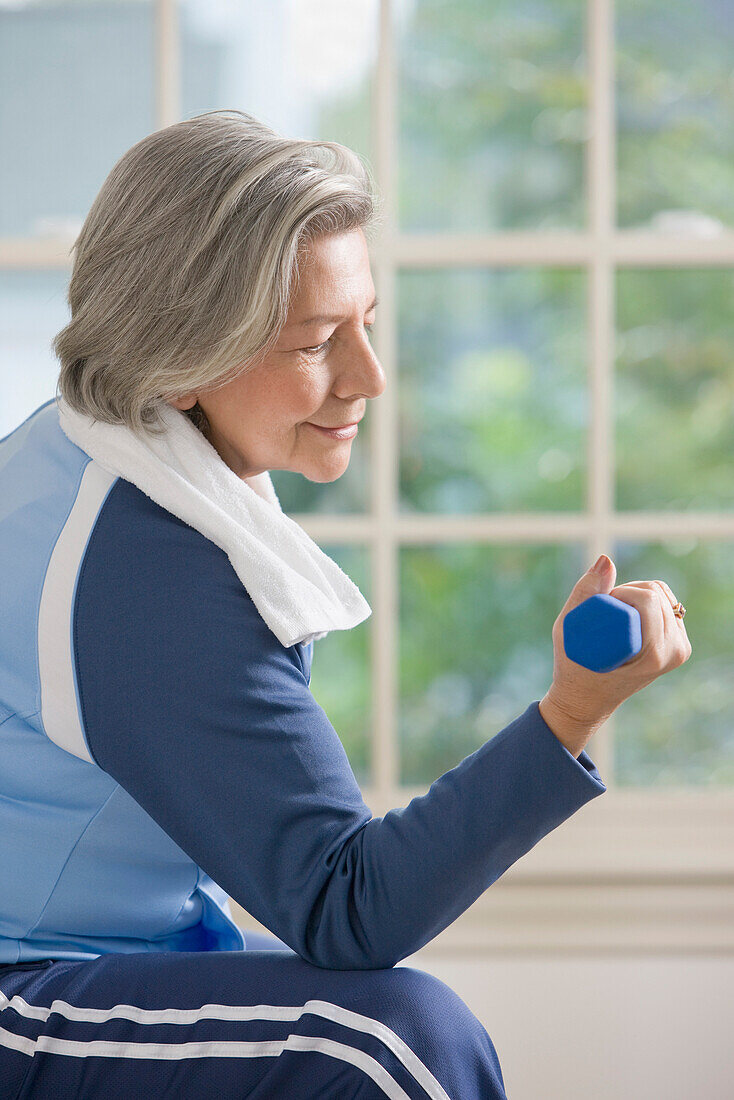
74, 483, 605, 970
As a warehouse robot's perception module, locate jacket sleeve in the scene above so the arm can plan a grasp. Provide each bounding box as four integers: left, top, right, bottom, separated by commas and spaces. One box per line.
74, 480, 607, 970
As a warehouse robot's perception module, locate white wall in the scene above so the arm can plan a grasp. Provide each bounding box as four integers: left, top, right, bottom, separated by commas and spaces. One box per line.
234, 860, 734, 1100
398, 950, 734, 1100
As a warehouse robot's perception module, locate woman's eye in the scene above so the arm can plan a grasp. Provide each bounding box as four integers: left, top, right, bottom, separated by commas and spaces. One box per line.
300, 324, 373, 356
301, 339, 331, 355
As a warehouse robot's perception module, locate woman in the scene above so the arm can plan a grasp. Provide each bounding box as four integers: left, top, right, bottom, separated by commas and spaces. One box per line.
0, 110, 691, 1098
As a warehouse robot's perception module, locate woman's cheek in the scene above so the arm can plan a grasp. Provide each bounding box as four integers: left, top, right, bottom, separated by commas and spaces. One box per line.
278, 360, 330, 425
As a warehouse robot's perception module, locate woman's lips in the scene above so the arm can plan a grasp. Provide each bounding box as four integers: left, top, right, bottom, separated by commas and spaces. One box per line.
307, 422, 359, 439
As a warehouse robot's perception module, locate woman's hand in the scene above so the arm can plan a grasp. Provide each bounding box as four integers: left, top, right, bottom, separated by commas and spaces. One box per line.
539, 555, 692, 758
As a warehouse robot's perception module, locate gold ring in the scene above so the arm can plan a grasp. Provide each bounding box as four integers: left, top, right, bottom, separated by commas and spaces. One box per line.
672, 602, 686, 619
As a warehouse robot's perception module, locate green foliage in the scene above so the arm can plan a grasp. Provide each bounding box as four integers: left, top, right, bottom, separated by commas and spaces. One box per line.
398, 268, 587, 513
616, 0, 734, 227
398, 542, 586, 782
307, 546, 372, 786
614, 541, 734, 785
397, 0, 586, 231
616, 270, 734, 510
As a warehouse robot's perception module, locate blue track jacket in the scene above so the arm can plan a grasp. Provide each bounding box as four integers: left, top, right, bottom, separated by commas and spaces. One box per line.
0, 399, 606, 969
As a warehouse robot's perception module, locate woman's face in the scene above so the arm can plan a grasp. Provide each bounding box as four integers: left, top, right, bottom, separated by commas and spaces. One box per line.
169, 228, 385, 482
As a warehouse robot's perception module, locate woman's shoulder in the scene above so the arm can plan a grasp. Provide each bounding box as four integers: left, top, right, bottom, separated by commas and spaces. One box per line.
90, 475, 239, 586
77, 475, 299, 664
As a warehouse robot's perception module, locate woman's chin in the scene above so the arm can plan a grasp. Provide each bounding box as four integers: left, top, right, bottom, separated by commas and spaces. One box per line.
301, 455, 351, 483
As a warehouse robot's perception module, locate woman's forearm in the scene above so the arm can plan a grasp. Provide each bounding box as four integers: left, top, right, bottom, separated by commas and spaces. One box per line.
299, 700, 606, 969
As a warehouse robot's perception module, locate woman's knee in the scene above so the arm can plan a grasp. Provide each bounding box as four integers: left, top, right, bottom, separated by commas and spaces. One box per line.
360, 964, 478, 1031
347, 964, 506, 1097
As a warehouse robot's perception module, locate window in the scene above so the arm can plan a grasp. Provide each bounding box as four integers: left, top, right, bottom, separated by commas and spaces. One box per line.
3, 2, 733, 883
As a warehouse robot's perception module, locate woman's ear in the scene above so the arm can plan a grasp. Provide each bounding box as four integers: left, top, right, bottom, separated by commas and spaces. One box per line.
167, 394, 198, 411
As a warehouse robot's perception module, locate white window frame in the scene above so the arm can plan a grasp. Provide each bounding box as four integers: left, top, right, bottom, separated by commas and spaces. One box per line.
2, 0, 732, 947
360, 0, 733, 891
363, 0, 734, 951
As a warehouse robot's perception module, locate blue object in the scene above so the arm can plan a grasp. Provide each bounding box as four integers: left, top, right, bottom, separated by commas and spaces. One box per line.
563, 593, 642, 673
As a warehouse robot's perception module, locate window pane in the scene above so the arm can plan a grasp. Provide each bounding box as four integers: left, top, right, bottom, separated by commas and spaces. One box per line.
397, 0, 586, 232
613, 540, 733, 786
616, 0, 734, 231
398, 542, 585, 784
398, 269, 586, 513
180, 0, 377, 163
616, 269, 734, 511
309, 545, 372, 786
0, 0, 155, 238
0, 271, 70, 439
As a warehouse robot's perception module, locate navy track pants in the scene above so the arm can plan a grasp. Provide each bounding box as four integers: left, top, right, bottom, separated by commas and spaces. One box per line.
0, 944, 507, 1098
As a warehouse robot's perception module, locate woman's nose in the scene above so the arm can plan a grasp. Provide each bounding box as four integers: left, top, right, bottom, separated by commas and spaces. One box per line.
343, 331, 386, 400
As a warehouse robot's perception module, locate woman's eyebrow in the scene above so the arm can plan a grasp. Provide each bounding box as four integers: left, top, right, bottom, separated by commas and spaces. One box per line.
292, 295, 379, 328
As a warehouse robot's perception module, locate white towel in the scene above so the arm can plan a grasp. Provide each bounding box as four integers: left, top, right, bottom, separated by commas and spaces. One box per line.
55, 396, 372, 649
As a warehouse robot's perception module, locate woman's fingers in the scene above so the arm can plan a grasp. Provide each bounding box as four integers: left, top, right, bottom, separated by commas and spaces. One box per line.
613, 578, 688, 633
608, 584, 666, 667
654, 578, 686, 619
610, 580, 691, 670
616, 578, 682, 606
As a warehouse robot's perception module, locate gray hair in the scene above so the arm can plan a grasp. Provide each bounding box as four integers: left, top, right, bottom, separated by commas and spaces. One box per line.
53, 109, 381, 438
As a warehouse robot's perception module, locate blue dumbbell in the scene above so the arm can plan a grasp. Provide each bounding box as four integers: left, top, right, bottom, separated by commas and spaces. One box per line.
562, 594, 642, 673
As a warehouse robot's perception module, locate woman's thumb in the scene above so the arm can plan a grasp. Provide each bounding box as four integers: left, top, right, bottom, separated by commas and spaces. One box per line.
560, 555, 617, 617
589, 553, 616, 585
